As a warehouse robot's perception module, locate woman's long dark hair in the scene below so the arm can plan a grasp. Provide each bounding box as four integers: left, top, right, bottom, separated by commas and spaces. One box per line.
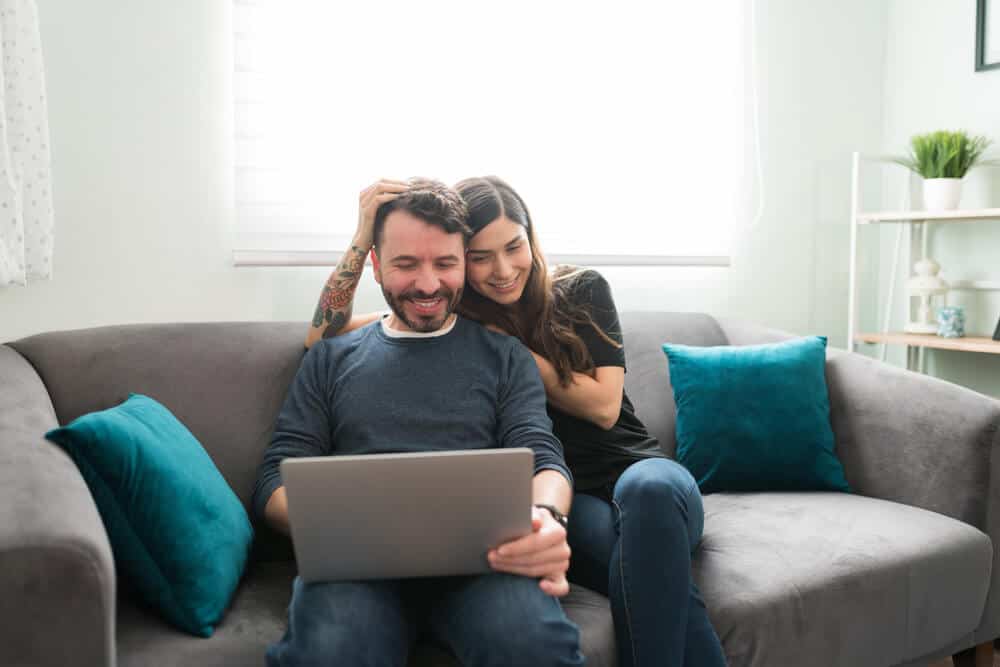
454, 176, 619, 387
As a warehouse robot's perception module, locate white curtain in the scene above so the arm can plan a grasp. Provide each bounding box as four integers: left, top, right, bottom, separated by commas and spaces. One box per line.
0, 0, 53, 287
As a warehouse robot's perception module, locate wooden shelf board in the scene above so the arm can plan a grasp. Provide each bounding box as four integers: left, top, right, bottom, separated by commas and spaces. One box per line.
857, 208, 1000, 224
949, 280, 1000, 291
856, 332, 1000, 354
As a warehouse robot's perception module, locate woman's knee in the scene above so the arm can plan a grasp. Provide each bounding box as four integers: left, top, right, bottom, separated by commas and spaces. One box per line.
614, 458, 705, 547
614, 457, 697, 508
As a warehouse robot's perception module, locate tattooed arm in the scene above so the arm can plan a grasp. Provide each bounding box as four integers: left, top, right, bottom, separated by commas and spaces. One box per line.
304, 243, 377, 349
304, 179, 409, 349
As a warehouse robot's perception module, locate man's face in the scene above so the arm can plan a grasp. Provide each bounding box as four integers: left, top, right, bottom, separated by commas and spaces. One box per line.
372, 210, 465, 333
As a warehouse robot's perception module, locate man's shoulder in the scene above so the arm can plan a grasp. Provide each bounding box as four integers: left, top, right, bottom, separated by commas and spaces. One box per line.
452, 318, 540, 385
455, 316, 523, 355
312, 321, 378, 357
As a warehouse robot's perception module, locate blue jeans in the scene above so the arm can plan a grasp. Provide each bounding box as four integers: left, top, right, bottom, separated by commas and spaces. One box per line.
266, 572, 586, 666
568, 458, 726, 667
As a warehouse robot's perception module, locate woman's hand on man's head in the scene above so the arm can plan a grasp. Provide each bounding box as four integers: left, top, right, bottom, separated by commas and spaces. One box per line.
356, 179, 409, 249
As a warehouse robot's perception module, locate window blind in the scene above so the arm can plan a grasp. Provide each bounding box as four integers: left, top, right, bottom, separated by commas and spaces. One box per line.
233, 1, 748, 264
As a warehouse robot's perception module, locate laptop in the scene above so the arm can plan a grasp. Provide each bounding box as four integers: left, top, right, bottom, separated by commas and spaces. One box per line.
280, 448, 534, 583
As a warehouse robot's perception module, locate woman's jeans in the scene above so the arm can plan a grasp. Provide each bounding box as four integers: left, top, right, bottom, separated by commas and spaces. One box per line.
568, 458, 727, 667
266, 571, 585, 667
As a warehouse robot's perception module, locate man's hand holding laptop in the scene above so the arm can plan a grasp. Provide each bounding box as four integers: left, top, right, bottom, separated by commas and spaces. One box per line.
488, 503, 572, 597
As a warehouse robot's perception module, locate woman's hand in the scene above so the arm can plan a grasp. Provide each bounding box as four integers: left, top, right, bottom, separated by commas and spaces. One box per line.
355, 179, 410, 249
530, 350, 560, 392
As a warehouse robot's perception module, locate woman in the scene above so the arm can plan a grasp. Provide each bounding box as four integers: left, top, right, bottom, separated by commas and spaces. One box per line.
305, 177, 726, 667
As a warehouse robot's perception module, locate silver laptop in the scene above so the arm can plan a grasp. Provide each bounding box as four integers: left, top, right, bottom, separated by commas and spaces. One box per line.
281, 448, 534, 583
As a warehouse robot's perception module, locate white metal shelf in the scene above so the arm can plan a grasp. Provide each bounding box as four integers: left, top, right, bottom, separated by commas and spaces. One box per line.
847, 152, 1000, 376
857, 208, 1000, 224
948, 280, 1000, 291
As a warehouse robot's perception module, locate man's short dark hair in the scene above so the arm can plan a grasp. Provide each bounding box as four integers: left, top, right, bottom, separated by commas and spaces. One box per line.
373, 179, 471, 254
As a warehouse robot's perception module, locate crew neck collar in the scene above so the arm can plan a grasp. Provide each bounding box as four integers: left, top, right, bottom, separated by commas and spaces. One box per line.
380, 313, 458, 338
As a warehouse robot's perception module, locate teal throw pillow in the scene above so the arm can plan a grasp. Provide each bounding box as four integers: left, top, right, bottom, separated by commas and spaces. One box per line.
45, 393, 253, 637
662, 337, 850, 494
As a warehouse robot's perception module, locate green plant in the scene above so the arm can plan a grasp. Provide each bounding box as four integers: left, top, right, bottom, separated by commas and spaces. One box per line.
893, 130, 993, 179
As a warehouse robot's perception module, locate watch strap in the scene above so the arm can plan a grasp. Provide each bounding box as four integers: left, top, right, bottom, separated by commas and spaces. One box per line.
533, 503, 569, 529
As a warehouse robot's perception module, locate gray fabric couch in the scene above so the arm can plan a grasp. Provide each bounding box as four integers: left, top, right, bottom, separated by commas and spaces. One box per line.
2, 313, 999, 667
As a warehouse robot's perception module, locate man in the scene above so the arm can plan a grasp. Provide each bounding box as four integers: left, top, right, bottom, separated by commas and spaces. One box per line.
252, 179, 585, 666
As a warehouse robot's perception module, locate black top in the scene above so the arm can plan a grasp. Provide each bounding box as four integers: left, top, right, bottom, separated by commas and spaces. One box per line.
547, 269, 663, 497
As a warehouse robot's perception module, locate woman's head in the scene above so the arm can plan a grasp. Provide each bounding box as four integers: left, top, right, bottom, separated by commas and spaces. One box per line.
453, 176, 615, 387
454, 176, 546, 307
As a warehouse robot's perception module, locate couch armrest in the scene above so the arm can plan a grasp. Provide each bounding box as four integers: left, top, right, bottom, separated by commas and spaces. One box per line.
0, 346, 116, 667
823, 349, 1000, 643
824, 349, 999, 520
717, 319, 998, 518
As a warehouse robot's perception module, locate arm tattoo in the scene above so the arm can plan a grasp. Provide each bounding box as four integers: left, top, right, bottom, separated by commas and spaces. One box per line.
311, 245, 367, 334
322, 311, 348, 338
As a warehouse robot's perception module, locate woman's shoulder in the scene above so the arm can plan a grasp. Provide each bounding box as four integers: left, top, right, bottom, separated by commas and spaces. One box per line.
551, 265, 609, 291
551, 266, 612, 306
551, 264, 605, 283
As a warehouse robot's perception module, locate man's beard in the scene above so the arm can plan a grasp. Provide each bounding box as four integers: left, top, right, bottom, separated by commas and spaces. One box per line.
381, 284, 463, 333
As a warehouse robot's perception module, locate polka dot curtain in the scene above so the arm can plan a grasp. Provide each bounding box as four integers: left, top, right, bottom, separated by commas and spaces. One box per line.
0, 0, 53, 287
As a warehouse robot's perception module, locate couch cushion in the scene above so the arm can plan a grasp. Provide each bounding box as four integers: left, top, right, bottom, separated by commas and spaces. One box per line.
619, 312, 729, 457
117, 561, 292, 667
45, 393, 254, 637
663, 337, 851, 494
117, 561, 617, 667
696, 492, 992, 667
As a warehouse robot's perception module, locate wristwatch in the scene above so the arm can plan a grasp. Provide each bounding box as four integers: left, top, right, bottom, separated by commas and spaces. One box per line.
533, 503, 569, 530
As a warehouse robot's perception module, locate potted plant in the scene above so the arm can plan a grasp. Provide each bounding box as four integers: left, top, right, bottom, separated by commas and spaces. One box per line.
893, 130, 993, 210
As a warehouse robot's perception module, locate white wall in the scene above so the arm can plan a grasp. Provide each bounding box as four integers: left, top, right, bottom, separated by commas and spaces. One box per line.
0, 0, 887, 349
871, 0, 1000, 397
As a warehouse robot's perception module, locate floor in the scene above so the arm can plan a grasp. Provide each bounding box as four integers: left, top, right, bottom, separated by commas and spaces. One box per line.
928, 650, 999, 667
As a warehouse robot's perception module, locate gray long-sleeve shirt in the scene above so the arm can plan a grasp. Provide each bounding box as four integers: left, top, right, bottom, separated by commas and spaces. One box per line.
251, 316, 571, 521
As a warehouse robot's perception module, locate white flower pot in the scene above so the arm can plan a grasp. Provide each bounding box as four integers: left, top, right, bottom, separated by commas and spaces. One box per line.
922, 178, 963, 211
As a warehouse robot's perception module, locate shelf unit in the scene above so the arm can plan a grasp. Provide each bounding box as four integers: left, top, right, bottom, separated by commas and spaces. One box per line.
847, 153, 1000, 375
855, 333, 1000, 355
856, 208, 1000, 224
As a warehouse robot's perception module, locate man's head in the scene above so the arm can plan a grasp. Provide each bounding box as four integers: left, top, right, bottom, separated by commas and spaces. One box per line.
371, 179, 471, 333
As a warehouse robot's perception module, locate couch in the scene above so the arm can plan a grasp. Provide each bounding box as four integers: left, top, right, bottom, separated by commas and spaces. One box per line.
2, 313, 999, 667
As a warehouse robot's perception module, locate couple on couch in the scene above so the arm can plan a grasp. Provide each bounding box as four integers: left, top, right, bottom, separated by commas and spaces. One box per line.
252, 177, 727, 667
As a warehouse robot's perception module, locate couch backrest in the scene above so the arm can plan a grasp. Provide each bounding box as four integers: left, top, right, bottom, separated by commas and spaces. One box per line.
9, 322, 307, 520
619, 312, 729, 458
9, 315, 732, 485
9, 313, 728, 559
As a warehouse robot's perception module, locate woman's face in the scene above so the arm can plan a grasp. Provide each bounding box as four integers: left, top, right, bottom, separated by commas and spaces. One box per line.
465, 216, 533, 305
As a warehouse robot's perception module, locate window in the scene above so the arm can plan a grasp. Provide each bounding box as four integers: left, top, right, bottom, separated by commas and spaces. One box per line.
233, 2, 748, 266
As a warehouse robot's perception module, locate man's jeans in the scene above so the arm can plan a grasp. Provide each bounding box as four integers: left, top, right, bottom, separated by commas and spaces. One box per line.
568, 458, 727, 667
266, 571, 586, 666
